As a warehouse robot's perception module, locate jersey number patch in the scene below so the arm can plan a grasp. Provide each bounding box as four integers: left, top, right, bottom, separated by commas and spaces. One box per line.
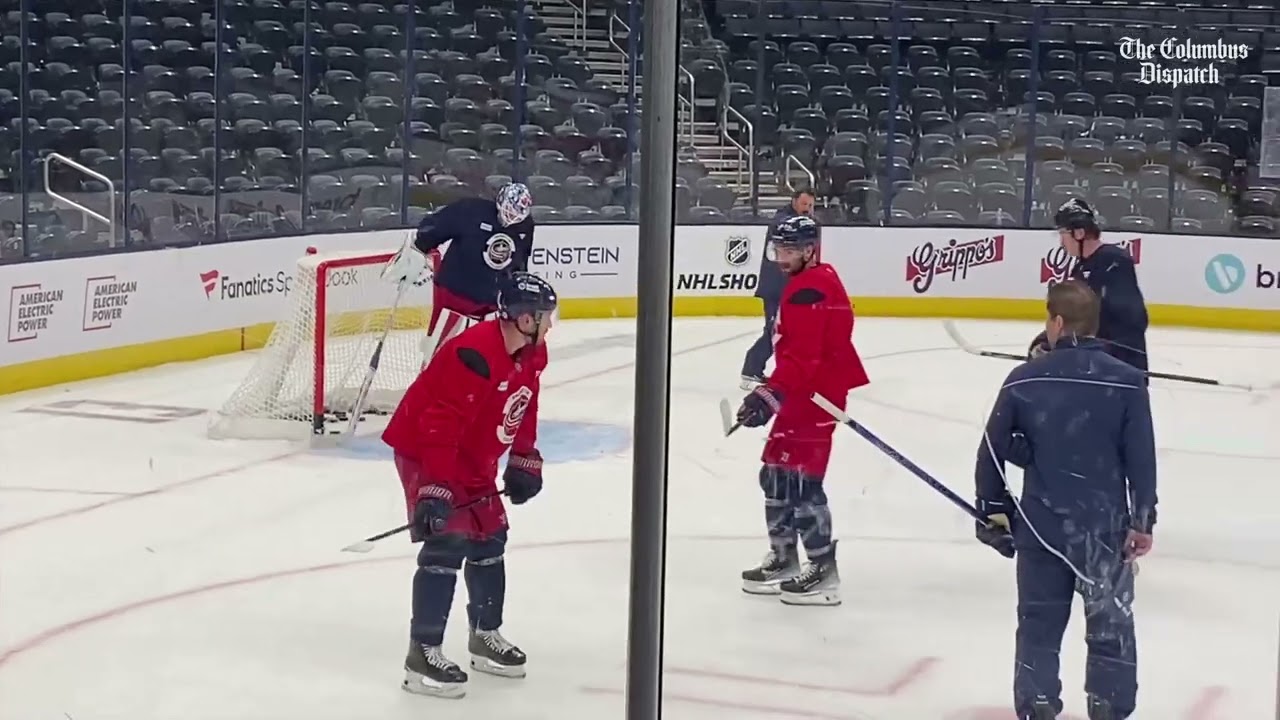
497, 385, 533, 444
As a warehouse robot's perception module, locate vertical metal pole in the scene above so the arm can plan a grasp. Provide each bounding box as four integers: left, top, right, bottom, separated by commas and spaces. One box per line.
400, 2, 414, 224
1021, 5, 1041, 228
884, 0, 902, 224
212, 0, 223, 242
120, 0, 132, 246
514, 0, 528, 183
750, 0, 764, 217
300, 0, 312, 233
17, 0, 27, 255
624, 0, 678, 714
624, 0, 639, 217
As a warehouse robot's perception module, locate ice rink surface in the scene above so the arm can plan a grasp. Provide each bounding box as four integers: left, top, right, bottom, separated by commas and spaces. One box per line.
1, 317, 1278, 720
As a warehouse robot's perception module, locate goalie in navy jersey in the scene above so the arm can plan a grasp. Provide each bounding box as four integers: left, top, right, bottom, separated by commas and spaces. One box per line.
382, 183, 536, 362
1028, 198, 1149, 373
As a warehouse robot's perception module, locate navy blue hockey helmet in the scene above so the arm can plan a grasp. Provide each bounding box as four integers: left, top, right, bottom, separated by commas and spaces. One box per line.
498, 271, 558, 321
770, 215, 820, 249
1054, 197, 1098, 235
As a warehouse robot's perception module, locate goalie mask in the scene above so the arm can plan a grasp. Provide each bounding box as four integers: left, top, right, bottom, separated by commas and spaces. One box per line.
496, 183, 533, 227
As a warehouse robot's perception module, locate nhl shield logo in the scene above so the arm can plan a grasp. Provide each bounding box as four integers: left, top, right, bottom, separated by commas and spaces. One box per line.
724, 235, 751, 267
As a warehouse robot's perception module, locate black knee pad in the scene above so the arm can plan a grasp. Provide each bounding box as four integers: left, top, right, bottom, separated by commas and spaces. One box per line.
418, 535, 465, 572
759, 464, 797, 501
466, 530, 508, 566
797, 477, 828, 506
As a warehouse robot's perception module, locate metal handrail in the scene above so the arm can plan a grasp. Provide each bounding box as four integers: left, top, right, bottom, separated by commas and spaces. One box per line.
677, 64, 696, 145
44, 152, 117, 247
719, 91, 755, 194
562, 0, 587, 51
608, 12, 630, 78
784, 153, 815, 194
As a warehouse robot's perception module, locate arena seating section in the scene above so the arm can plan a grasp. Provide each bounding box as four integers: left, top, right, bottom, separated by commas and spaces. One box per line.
2, 0, 1277, 262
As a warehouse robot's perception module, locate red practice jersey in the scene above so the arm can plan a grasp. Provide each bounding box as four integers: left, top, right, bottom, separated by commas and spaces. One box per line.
762, 262, 869, 476
383, 319, 546, 525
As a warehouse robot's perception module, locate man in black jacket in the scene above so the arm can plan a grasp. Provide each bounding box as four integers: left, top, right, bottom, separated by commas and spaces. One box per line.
740, 188, 815, 389
977, 279, 1156, 720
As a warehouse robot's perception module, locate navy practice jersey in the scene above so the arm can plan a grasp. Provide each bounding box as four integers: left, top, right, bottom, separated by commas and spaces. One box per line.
976, 337, 1157, 547
413, 197, 535, 305
1070, 242, 1149, 371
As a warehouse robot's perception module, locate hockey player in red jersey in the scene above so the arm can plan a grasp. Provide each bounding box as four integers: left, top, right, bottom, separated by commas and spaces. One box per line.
382, 271, 556, 700
735, 214, 869, 606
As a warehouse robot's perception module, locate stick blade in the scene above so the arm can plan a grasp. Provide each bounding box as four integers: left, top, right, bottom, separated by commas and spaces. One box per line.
341, 540, 377, 553
942, 320, 981, 355
718, 398, 737, 436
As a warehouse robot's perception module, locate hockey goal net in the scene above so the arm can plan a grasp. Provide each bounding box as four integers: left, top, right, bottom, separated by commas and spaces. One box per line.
209, 248, 433, 440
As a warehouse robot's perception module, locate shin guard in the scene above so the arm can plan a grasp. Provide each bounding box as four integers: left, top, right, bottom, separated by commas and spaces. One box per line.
411, 538, 465, 646
465, 531, 508, 632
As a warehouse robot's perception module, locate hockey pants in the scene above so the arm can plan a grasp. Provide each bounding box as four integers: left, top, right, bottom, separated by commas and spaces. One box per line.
759, 465, 834, 560
1014, 533, 1137, 718
410, 529, 508, 646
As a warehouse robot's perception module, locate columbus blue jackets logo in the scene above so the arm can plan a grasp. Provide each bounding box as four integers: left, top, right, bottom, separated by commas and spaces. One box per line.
724, 235, 751, 267
497, 386, 533, 444
484, 233, 517, 270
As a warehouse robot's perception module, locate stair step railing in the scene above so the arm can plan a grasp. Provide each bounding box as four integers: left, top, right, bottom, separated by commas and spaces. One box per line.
44, 153, 117, 247
718, 88, 754, 194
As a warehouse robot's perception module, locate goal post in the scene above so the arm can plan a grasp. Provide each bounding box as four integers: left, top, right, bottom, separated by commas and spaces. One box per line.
208, 248, 433, 441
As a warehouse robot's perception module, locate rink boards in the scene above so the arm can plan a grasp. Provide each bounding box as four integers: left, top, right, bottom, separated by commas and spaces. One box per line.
1, 224, 1278, 393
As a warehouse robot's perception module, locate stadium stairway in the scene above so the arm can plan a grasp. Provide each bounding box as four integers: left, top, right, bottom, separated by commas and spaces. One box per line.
532, 0, 787, 215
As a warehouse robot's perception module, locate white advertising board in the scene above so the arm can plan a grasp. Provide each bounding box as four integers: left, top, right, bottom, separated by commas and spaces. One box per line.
1, 230, 410, 368
2, 224, 1278, 371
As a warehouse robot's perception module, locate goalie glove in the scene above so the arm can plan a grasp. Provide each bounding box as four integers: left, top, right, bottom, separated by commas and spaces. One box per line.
974, 497, 1016, 559
736, 386, 783, 428
382, 234, 430, 286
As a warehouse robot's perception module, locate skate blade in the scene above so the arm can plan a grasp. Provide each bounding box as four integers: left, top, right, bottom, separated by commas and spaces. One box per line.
780, 589, 841, 606
742, 579, 785, 595
402, 670, 467, 698
470, 655, 527, 678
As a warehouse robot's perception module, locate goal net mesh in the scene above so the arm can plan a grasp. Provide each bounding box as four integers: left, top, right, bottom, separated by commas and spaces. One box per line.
209, 250, 432, 440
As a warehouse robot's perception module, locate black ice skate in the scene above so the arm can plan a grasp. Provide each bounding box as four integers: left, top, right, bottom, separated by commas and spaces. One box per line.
779, 543, 840, 606
469, 629, 527, 678
1023, 697, 1058, 719
741, 546, 800, 595
402, 642, 468, 699
1087, 695, 1116, 720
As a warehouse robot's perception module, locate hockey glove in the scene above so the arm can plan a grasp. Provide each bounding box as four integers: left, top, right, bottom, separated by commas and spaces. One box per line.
412, 484, 454, 541
382, 240, 429, 286
974, 497, 1016, 559
504, 450, 543, 505
1026, 331, 1050, 361
737, 386, 783, 428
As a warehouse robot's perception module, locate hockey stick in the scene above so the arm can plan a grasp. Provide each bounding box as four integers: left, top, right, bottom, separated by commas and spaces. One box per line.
718, 398, 742, 436
810, 393, 986, 523
343, 281, 412, 435
340, 489, 507, 553
942, 320, 1265, 392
